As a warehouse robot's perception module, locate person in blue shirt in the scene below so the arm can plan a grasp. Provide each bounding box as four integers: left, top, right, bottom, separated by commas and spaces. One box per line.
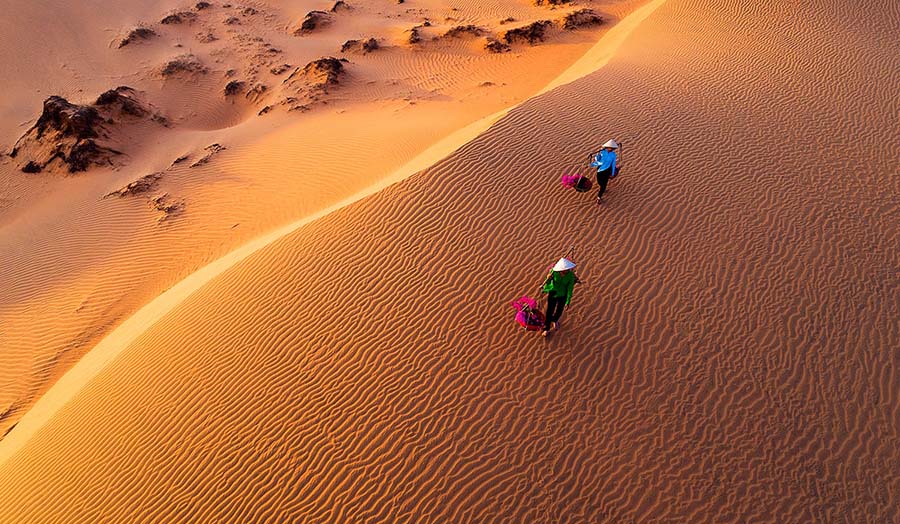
589, 139, 619, 203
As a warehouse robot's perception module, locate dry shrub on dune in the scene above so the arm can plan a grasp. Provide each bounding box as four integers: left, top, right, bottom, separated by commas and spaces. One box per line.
562, 9, 603, 30
118, 27, 157, 48
160, 11, 197, 24
159, 54, 208, 76
224, 80, 246, 96
443, 24, 484, 38
502, 20, 552, 44
484, 37, 511, 53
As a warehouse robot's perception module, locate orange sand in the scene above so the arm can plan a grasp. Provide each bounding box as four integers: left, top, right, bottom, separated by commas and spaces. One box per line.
0, 0, 898, 522
0, 0, 640, 438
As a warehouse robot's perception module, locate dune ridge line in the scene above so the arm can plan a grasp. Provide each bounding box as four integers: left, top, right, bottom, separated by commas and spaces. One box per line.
0, 0, 667, 465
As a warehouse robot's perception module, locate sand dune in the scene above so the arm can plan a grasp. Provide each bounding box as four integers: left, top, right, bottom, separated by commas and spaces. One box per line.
1, 0, 898, 522
0, 0, 630, 439
0, 0, 670, 466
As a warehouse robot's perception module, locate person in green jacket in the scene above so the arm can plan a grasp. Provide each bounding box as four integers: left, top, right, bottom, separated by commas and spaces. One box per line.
541, 257, 579, 337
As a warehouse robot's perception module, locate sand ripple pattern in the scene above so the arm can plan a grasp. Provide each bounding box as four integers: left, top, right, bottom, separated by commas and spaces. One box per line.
0, 0, 898, 522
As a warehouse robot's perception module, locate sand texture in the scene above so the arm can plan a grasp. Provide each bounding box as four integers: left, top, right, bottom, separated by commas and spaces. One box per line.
0, 0, 898, 522
0, 0, 637, 440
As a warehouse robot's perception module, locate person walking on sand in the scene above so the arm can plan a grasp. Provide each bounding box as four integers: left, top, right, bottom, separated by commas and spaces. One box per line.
541, 257, 579, 337
590, 139, 619, 203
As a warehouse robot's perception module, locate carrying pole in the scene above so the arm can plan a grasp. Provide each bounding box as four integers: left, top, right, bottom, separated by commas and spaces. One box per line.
614, 139, 624, 178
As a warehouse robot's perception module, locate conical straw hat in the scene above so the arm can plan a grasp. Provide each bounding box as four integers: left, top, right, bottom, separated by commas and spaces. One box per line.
553, 258, 576, 271
601, 139, 619, 149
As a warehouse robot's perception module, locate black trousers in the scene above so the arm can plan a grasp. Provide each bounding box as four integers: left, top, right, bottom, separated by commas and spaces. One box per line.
596, 167, 613, 199
544, 294, 566, 330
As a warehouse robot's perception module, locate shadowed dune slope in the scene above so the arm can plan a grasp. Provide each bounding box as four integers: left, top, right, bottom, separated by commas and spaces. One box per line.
0, 0, 898, 522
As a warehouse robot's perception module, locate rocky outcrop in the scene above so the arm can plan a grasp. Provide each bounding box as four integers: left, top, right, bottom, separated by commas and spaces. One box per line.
149, 193, 184, 222
408, 25, 423, 44
160, 11, 197, 24
502, 20, 552, 45
340, 38, 379, 54
270, 63, 292, 75
285, 58, 345, 89
190, 143, 226, 168
10, 97, 111, 173
10, 88, 161, 174
294, 11, 332, 35
105, 172, 163, 198
245, 83, 268, 103
94, 87, 149, 118
279, 58, 346, 111
196, 31, 218, 43
331, 1, 351, 12
534, 0, 571, 5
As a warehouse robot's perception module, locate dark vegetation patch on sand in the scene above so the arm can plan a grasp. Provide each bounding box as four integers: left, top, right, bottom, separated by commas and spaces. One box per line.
224, 80, 246, 96
160, 54, 208, 76
484, 37, 510, 53
442, 25, 484, 38
502, 20, 552, 44
562, 9, 603, 30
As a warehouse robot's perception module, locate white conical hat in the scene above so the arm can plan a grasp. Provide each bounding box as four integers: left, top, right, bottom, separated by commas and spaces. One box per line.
601, 139, 618, 149
553, 258, 576, 271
